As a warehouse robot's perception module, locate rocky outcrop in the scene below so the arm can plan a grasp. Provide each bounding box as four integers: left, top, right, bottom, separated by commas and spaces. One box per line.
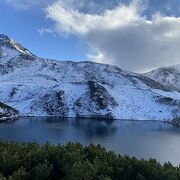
88, 81, 118, 109
74, 81, 118, 119
32, 90, 69, 117
0, 102, 19, 119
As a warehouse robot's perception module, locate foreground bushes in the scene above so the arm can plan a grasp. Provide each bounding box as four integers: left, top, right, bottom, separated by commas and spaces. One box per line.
0, 141, 179, 180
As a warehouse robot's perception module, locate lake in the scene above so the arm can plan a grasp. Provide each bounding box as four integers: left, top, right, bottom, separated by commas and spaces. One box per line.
0, 117, 180, 166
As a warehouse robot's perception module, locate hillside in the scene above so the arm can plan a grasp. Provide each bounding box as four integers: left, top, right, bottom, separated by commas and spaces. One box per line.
0, 34, 179, 121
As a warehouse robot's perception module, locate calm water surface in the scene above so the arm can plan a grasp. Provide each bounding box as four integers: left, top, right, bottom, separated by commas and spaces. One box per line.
0, 117, 180, 166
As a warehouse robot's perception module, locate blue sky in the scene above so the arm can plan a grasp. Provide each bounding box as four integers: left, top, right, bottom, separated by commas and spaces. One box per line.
0, 0, 180, 72
0, 0, 88, 61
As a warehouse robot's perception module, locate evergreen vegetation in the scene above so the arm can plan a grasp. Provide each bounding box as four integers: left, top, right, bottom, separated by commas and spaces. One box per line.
0, 140, 179, 180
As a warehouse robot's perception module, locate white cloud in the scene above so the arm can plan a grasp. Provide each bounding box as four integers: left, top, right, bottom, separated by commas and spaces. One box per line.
45, 0, 143, 35
45, 0, 180, 72
37, 28, 56, 36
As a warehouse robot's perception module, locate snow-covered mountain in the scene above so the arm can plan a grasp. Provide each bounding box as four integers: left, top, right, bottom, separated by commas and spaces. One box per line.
144, 65, 180, 90
0, 34, 179, 121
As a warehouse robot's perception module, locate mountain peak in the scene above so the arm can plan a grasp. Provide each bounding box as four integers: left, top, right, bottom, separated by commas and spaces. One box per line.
0, 34, 34, 63
0, 34, 31, 55
0, 34, 9, 40
144, 64, 180, 90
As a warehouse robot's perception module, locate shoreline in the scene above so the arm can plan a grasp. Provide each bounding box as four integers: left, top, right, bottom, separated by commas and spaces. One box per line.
0, 115, 175, 126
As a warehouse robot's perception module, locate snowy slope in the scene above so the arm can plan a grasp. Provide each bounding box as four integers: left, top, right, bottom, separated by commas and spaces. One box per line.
144, 65, 180, 90
0, 34, 179, 121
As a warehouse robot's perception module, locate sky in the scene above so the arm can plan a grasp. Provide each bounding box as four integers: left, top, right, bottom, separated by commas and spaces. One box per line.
0, 0, 180, 72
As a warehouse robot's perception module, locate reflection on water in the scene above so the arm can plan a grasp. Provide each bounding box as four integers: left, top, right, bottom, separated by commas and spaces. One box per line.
0, 117, 180, 166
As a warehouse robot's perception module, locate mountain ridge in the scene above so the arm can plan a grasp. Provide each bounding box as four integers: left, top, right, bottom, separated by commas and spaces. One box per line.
0, 34, 179, 121
144, 64, 180, 90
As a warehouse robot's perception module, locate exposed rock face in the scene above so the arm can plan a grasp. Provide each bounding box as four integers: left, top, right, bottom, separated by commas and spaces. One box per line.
74, 81, 118, 119
88, 81, 118, 110
36, 90, 69, 117
0, 102, 19, 119
0, 34, 179, 121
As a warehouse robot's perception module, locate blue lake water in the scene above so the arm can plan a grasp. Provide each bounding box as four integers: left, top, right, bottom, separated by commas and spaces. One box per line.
0, 117, 180, 166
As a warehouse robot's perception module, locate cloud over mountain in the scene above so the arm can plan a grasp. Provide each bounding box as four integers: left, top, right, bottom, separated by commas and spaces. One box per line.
45, 0, 180, 72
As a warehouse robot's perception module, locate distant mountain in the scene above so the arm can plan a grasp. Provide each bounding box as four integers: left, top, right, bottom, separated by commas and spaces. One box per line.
144, 65, 180, 90
0, 34, 179, 121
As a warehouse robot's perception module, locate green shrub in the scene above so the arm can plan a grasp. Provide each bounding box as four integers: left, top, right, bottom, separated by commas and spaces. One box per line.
0, 141, 179, 180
